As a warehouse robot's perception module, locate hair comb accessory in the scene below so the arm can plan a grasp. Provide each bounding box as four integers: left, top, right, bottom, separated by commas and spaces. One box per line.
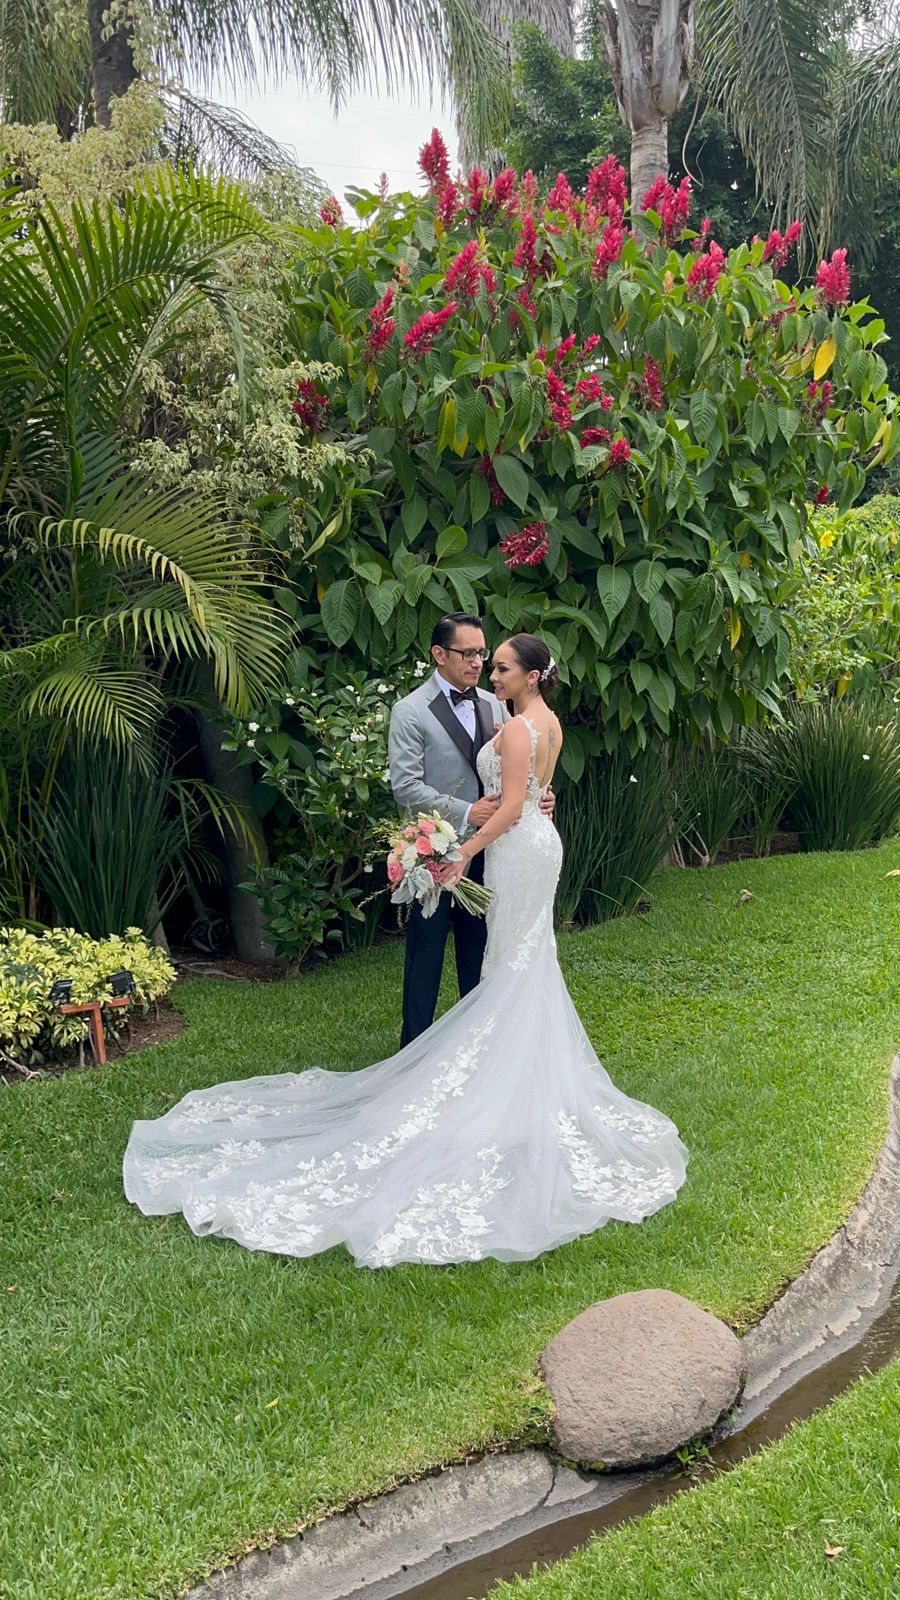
540, 657, 556, 683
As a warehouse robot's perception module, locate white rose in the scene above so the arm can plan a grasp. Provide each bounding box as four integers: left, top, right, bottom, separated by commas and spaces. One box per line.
431, 834, 450, 857
402, 845, 418, 872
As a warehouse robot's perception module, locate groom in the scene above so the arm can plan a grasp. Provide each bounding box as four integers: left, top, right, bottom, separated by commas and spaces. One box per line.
388, 612, 552, 1046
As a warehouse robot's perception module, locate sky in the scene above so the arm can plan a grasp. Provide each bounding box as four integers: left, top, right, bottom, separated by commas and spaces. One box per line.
214, 79, 455, 199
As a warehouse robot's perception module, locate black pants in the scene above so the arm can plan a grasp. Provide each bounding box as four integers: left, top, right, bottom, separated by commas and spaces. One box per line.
400, 851, 488, 1047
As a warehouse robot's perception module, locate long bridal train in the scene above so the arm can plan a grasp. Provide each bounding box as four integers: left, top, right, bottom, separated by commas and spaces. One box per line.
123, 723, 687, 1267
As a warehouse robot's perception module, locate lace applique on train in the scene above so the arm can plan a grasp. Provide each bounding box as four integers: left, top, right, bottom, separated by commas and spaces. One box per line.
123, 716, 687, 1267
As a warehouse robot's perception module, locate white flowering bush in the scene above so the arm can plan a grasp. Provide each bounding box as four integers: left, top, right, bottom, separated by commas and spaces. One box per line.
0, 927, 176, 1066
225, 662, 430, 963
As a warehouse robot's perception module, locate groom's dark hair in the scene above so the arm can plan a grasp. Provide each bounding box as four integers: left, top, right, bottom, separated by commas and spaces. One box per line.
431, 612, 483, 650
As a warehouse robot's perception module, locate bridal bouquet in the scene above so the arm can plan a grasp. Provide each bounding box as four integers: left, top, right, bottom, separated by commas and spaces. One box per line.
385, 813, 492, 920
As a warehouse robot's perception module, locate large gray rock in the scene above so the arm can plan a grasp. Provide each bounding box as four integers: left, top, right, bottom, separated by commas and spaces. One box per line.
540, 1288, 744, 1469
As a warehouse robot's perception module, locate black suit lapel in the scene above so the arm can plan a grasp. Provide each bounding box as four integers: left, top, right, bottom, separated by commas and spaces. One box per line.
429, 689, 477, 771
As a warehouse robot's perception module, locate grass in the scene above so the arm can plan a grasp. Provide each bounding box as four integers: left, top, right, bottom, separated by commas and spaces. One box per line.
496, 1356, 900, 1600
1, 845, 899, 1600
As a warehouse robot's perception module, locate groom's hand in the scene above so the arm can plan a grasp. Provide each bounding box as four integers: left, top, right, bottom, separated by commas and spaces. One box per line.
539, 787, 556, 818
469, 795, 501, 828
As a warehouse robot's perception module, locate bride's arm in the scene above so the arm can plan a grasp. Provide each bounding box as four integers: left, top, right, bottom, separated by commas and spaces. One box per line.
440, 721, 531, 883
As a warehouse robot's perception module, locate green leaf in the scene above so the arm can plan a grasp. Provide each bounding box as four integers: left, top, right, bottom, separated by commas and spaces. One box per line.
365, 580, 401, 626
778, 406, 800, 443
469, 471, 491, 523
401, 494, 428, 541
320, 580, 360, 647
403, 564, 432, 604
633, 561, 665, 602
595, 566, 632, 624
436, 525, 468, 561
344, 264, 373, 309
629, 660, 653, 695
689, 391, 717, 444
367, 424, 396, 456
492, 454, 531, 511
649, 592, 674, 645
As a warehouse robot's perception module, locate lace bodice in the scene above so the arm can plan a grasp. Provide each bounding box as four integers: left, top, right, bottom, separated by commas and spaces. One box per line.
475, 715, 552, 807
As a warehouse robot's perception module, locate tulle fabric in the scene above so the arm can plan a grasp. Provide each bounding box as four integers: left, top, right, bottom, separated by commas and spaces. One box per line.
123, 725, 687, 1267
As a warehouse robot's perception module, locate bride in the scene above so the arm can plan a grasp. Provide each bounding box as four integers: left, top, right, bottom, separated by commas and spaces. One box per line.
123, 634, 687, 1267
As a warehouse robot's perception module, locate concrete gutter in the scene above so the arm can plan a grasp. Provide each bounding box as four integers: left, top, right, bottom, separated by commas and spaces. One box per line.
187, 1055, 900, 1600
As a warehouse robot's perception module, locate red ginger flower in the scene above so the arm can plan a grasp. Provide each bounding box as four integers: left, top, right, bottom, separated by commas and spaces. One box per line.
581, 334, 602, 359
816, 248, 851, 308
806, 379, 834, 423
419, 128, 451, 193
581, 426, 610, 447
585, 155, 627, 218
292, 378, 330, 432
545, 368, 574, 430
320, 196, 343, 227
609, 437, 632, 468
444, 240, 478, 293
761, 220, 802, 271
641, 356, 664, 410
467, 168, 490, 214
553, 334, 577, 365
641, 174, 691, 241
686, 239, 726, 300
404, 302, 457, 356
493, 168, 517, 211
547, 171, 578, 218
436, 180, 459, 228
514, 213, 540, 280
508, 284, 537, 327
576, 374, 602, 402
500, 522, 549, 568
592, 217, 624, 279
365, 285, 396, 361
478, 454, 506, 505
519, 170, 539, 213
814, 484, 830, 505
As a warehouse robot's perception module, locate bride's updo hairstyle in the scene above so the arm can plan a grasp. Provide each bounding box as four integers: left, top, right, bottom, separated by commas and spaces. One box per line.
506, 634, 560, 702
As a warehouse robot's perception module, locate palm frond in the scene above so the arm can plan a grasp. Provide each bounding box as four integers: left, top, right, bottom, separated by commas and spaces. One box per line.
25, 657, 165, 747
0, 0, 91, 127
28, 480, 292, 713
698, 0, 837, 246
161, 84, 320, 181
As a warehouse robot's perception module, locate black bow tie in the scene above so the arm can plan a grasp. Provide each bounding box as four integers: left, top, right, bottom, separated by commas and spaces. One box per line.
450, 686, 478, 707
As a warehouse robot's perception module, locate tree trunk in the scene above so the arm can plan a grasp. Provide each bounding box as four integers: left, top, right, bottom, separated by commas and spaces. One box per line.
87, 0, 138, 127
193, 666, 278, 965
456, 0, 576, 170
600, 0, 695, 198
630, 121, 670, 207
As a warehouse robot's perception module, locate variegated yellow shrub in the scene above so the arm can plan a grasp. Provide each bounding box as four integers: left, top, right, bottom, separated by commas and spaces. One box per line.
0, 927, 176, 1064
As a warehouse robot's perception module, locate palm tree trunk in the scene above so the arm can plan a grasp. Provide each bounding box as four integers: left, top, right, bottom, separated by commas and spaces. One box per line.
194, 665, 278, 965
630, 121, 670, 205
600, 0, 695, 200
87, 0, 138, 127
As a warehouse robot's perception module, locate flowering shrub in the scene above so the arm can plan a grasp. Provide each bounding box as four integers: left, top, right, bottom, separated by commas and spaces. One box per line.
0, 927, 175, 1065
226, 663, 429, 962
279, 133, 895, 765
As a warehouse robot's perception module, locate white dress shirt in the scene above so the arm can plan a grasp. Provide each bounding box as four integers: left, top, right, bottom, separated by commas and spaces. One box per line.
435, 671, 478, 830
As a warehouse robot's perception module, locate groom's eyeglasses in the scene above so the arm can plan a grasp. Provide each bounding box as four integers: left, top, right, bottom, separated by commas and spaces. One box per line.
445, 647, 490, 663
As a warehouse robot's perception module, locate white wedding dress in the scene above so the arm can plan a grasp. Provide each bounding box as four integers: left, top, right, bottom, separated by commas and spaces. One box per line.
123, 720, 687, 1267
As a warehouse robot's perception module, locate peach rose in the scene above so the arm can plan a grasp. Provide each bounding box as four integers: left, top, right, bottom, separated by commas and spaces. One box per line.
419, 819, 437, 835
415, 835, 434, 856
387, 858, 404, 884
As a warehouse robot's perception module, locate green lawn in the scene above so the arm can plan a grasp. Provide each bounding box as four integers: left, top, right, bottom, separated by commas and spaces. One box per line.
2, 846, 899, 1600
497, 1356, 900, 1600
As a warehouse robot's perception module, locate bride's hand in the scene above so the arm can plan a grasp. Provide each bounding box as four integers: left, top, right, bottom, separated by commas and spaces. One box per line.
438, 856, 467, 889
